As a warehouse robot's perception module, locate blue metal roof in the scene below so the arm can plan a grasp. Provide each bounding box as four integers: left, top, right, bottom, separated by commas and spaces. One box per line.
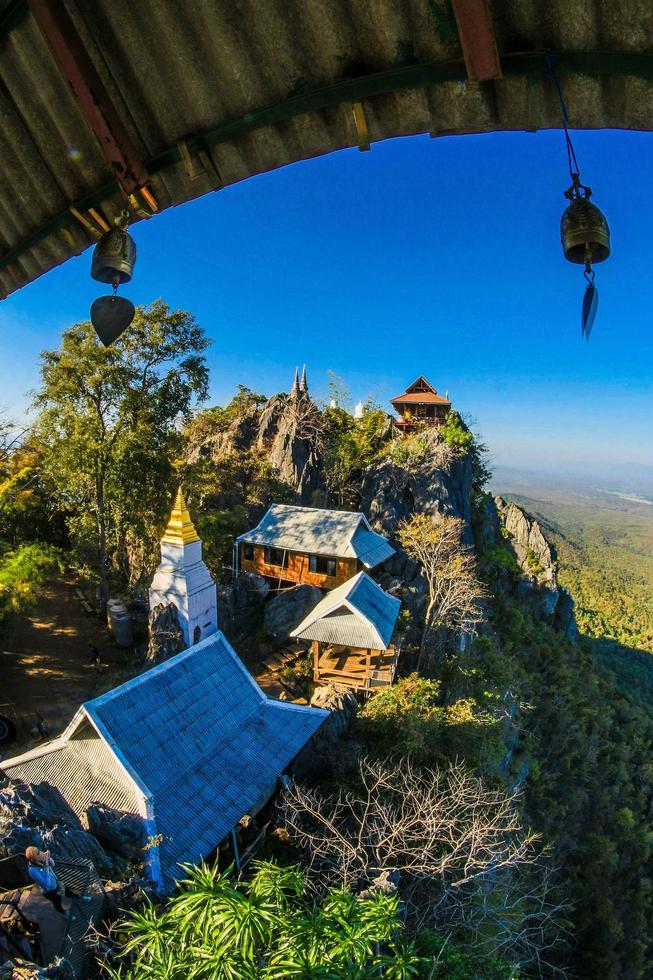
237, 503, 394, 568
292, 571, 401, 649
84, 633, 327, 890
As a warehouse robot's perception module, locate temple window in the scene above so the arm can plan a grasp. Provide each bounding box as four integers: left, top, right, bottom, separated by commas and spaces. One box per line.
309, 555, 337, 576
264, 546, 285, 567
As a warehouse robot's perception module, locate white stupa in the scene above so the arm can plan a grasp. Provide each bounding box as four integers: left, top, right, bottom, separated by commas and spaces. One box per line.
149, 488, 218, 648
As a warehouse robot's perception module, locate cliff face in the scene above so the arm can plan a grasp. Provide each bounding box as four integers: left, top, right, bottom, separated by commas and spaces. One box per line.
359, 432, 574, 640
361, 433, 474, 545
495, 497, 576, 636
257, 393, 324, 504
476, 494, 576, 637
188, 391, 324, 506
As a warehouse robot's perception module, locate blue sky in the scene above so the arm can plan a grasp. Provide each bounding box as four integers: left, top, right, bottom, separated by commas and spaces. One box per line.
1, 128, 651, 478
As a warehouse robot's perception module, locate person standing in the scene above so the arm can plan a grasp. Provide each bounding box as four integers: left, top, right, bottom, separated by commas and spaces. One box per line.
24, 847, 68, 915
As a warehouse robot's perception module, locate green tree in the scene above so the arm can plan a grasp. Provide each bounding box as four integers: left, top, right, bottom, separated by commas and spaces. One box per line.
103, 860, 429, 978
0, 542, 63, 642
32, 301, 209, 606
323, 401, 391, 508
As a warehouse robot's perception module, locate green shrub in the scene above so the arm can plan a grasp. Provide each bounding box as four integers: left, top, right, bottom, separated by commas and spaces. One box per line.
441, 413, 474, 454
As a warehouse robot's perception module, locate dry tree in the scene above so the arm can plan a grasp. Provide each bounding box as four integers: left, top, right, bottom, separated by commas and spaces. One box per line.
397, 512, 486, 666
279, 756, 569, 976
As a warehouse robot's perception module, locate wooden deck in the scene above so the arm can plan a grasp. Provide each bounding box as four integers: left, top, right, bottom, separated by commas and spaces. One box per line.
314, 644, 399, 693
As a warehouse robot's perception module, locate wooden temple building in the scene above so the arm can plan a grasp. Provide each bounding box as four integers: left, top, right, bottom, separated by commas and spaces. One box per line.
291, 572, 401, 694
235, 504, 394, 589
390, 376, 451, 434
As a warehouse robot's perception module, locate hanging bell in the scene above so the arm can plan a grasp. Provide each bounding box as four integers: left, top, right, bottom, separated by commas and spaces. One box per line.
90, 213, 137, 346
561, 177, 610, 266
91, 224, 136, 285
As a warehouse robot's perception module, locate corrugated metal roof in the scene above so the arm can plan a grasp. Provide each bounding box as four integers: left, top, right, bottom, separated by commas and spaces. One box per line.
1, 632, 327, 891
351, 527, 395, 568
239, 503, 393, 567
292, 570, 400, 649
0, 1, 652, 299
1, 733, 142, 816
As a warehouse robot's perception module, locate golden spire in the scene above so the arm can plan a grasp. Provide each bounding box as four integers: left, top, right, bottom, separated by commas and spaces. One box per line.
161, 487, 200, 546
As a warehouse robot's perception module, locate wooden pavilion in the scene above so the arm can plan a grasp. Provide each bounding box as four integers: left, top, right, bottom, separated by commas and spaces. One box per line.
390, 377, 451, 434
291, 572, 401, 694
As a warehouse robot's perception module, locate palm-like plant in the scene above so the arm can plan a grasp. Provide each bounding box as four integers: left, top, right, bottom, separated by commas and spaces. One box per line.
102, 860, 427, 979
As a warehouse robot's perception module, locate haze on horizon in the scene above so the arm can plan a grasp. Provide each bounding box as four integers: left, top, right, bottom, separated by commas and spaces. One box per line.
0, 128, 651, 484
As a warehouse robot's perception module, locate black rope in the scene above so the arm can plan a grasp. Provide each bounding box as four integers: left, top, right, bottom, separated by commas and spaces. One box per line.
544, 52, 582, 181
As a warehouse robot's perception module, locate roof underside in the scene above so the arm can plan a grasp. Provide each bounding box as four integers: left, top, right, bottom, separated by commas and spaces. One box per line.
0, 0, 652, 299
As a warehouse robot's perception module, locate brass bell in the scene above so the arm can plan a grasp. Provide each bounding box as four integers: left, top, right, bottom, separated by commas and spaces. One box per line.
91, 224, 136, 285
561, 178, 610, 267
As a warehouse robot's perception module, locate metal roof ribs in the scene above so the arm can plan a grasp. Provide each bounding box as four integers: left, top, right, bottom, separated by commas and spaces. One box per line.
2, 49, 653, 279
451, 0, 502, 82
27, 0, 148, 195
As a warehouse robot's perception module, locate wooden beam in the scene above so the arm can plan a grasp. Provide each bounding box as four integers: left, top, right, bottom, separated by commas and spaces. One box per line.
27, 0, 148, 193
351, 102, 370, 151
450, 0, 502, 82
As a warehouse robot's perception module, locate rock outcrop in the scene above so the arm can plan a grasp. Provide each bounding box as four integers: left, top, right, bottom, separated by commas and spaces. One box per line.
218, 571, 269, 644
187, 391, 325, 507
361, 430, 474, 545
492, 497, 576, 635
0, 778, 112, 875
264, 584, 322, 644
292, 686, 358, 779
85, 805, 144, 861
146, 602, 185, 665
360, 430, 473, 649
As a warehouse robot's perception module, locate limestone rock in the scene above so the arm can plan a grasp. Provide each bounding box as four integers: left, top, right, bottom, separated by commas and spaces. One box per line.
259, 393, 324, 504
146, 602, 185, 665
493, 497, 577, 632
185, 402, 260, 463
495, 498, 556, 588
309, 686, 357, 741
85, 805, 144, 861
360, 429, 474, 545
264, 585, 322, 644
291, 686, 358, 779
218, 572, 270, 643
0, 777, 112, 875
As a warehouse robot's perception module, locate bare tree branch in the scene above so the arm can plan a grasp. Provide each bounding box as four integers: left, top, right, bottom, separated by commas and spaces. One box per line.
279, 757, 569, 975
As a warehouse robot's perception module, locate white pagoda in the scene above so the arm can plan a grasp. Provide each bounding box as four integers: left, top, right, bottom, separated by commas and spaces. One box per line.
149, 488, 218, 647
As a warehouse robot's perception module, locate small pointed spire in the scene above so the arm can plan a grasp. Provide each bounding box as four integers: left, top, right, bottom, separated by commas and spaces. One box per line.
291, 366, 300, 398
300, 364, 308, 394
162, 486, 200, 546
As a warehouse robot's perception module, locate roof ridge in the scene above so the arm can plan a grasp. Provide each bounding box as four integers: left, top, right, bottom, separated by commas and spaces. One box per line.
85, 632, 245, 710
269, 502, 361, 517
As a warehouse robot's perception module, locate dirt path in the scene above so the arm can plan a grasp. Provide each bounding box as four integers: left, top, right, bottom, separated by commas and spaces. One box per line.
0, 573, 136, 752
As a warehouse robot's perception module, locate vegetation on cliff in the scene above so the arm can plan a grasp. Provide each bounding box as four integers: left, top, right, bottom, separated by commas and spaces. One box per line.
5, 328, 653, 978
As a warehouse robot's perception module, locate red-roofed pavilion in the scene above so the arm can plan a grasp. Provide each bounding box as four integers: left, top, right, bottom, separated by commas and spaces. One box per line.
390, 377, 451, 434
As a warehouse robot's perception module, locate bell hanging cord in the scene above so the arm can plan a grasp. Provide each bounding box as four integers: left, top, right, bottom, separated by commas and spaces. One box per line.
547, 52, 611, 341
